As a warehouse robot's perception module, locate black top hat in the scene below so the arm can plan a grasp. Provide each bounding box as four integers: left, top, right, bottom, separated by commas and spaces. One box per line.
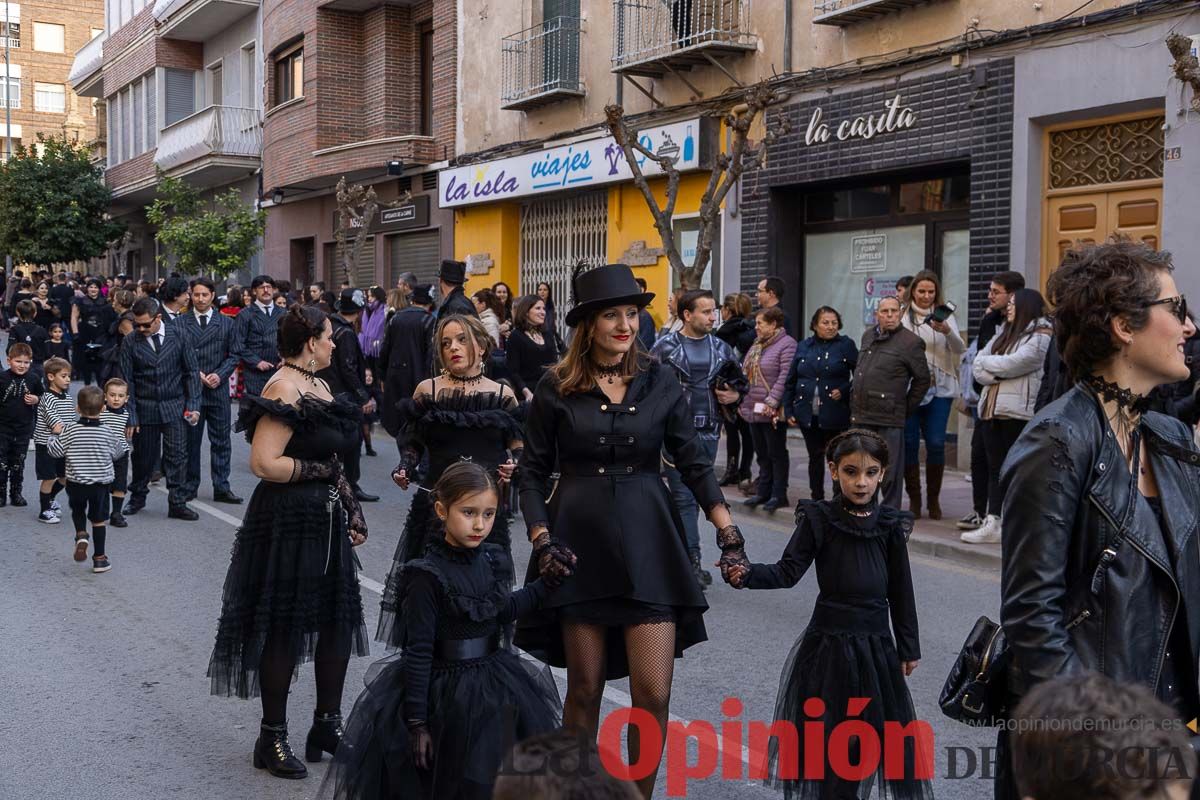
410, 284, 434, 306
336, 288, 366, 314
438, 259, 467, 285
565, 263, 655, 328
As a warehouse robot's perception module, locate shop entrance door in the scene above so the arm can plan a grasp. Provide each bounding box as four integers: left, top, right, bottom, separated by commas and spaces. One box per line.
1043, 186, 1162, 293
520, 191, 607, 333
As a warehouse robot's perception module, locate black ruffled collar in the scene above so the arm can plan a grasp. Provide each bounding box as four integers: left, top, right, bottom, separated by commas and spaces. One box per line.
832, 495, 881, 534
425, 536, 478, 564
801, 496, 914, 541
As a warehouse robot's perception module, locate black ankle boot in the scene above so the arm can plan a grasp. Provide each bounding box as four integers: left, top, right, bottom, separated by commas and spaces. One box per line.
305, 711, 344, 763
718, 457, 739, 486
253, 722, 308, 779
10, 483, 26, 507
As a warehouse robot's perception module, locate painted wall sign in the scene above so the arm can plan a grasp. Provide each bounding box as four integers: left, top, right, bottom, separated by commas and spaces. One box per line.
850, 234, 888, 274
804, 94, 917, 147
438, 119, 707, 208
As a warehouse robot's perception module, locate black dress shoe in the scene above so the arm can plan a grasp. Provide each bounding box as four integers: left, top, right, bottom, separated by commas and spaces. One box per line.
124, 497, 146, 515
762, 497, 790, 514
109, 511, 128, 528
305, 711, 344, 763
353, 487, 379, 502
213, 490, 243, 504
254, 723, 307, 779
168, 505, 200, 521
364, 446, 377, 457
742, 495, 767, 508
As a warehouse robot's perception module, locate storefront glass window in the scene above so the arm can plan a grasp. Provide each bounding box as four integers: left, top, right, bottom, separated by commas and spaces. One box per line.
805, 186, 891, 224
803, 224, 925, 346
940, 229, 971, 335
670, 215, 720, 295
898, 175, 970, 214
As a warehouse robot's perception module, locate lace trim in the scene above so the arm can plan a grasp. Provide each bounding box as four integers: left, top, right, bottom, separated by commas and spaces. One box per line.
400, 543, 512, 623
236, 393, 361, 442
797, 498, 914, 541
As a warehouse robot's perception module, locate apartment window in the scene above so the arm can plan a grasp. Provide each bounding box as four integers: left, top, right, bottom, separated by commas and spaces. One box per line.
273, 43, 302, 106
0, 77, 19, 109
241, 42, 256, 109
32, 21, 64, 52
34, 82, 65, 113
2, 4, 20, 49
145, 71, 156, 147
207, 61, 222, 106
419, 23, 432, 136
108, 72, 155, 166
164, 67, 195, 125
132, 79, 143, 154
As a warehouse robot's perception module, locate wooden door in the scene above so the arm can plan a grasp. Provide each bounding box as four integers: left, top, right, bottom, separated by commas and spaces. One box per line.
1042, 186, 1162, 293
1107, 187, 1161, 251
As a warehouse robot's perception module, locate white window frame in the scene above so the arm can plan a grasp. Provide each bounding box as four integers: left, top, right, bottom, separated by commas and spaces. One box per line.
206, 58, 223, 107
241, 41, 256, 110
0, 76, 20, 109
33, 81, 65, 113
31, 21, 64, 53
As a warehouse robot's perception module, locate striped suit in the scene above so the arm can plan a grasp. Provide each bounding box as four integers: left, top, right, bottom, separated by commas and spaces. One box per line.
176, 309, 238, 497
233, 303, 284, 396
119, 324, 201, 508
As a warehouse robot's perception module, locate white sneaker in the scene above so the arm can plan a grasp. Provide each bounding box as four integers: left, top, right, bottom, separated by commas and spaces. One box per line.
961, 515, 1001, 544
956, 511, 985, 531
50, 499, 61, 513
37, 510, 60, 524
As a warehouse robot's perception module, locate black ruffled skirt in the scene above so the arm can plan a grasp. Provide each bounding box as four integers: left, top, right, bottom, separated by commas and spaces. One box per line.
320, 648, 560, 800
208, 480, 370, 698
764, 619, 934, 800
376, 491, 513, 648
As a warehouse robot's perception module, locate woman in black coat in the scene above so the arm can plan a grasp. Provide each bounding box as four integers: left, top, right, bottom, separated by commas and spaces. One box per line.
505, 294, 560, 402
536, 281, 566, 355
377, 289, 435, 444
714, 293, 757, 486
516, 263, 749, 799
783, 305, 858, 501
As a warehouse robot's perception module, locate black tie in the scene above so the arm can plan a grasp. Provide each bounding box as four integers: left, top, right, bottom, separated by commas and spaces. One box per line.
200, 314, 208, 328
150, 334, 160, 353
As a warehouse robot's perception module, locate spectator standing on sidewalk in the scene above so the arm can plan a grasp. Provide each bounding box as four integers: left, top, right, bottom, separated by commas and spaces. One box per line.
635, 277, 657, 353
652, 289, 747, 587
901, 270, 965, 520
962, 288, 1051, 544
849, 297, 931, 510
755, 276, 793, 337
783, 306, 857, 501
739, 306, 798, 513
715, 292, 756, 488
957, 271, 1025, 532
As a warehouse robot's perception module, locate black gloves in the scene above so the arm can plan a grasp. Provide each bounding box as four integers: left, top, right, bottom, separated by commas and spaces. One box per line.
335, 470, 368, 542
531, 533, 577, 588
407, 721, 433, 770
290, 458, 339, 483
717, 524, 750, 585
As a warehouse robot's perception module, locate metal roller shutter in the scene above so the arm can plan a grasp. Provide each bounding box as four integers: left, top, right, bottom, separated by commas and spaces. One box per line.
388, 230, 441, 289
520, 191, 607, 332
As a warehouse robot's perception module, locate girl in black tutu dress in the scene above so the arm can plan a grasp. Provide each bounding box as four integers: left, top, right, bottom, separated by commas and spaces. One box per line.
727, 428, 932, 800
322, 461, 562, 800
208, 305, 371, 781
378, 314, 523, 647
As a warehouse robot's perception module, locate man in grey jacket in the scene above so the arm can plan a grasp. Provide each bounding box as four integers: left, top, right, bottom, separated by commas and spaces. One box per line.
850, 296, 931, 509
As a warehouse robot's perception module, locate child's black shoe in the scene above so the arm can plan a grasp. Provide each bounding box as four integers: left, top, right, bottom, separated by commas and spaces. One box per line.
9, 488, 26, 507
92, 556, 111, 573
109, 512, 128, 528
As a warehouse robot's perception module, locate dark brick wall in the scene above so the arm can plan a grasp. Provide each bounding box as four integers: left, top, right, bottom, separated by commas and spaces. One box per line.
739, 59, 1015, 333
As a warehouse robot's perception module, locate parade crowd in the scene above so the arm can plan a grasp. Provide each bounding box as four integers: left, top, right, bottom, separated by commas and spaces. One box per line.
4, 242, 1200, 800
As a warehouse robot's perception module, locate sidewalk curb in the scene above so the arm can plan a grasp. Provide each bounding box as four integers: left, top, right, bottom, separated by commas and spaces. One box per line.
908, 532, 1000, 572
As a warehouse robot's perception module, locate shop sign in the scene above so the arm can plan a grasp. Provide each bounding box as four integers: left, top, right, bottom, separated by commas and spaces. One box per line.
850, 234, 887, 273
332, 195, 430, 236
804, 94, 917, 147
862, 276, 899, 326
438, 119, 706, 208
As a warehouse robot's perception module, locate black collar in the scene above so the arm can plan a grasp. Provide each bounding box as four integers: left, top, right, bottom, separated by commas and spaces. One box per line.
77, 417, 101, 427
426, 536, 477, 563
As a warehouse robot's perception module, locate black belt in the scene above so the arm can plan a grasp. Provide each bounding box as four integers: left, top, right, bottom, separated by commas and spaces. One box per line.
435, 633, 501, 661
559, 463, 658, 477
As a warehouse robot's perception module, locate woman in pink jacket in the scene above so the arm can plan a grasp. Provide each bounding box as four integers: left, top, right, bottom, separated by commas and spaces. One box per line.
739, 306, 798, 513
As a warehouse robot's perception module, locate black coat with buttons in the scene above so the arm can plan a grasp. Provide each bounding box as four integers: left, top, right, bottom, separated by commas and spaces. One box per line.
515, 361, 725, 679
782, 334, 858, 430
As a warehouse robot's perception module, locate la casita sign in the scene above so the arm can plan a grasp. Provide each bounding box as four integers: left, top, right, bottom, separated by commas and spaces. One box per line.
804, 94, 917, 147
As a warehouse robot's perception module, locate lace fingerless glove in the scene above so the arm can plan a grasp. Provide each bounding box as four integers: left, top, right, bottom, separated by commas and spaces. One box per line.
531, 533, 576, 588
290, 458, 340, 483
716, 524, 750, 577
335, 471, 368, 540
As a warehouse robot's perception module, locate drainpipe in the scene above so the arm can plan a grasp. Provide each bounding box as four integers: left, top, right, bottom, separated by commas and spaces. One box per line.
783, 0, 793, 74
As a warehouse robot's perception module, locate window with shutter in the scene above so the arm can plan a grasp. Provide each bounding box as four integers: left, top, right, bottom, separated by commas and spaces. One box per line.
132, 80, 143, 155
164, 68, 195, 126
145, 72, 156, 147
32, 21, 64, 53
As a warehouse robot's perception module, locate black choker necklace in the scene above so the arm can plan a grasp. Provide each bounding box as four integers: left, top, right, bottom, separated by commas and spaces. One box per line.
283, 362, 319, 382
594, 361, 623, 385
1083, 374, 1150, 415
446, 370, 484, 386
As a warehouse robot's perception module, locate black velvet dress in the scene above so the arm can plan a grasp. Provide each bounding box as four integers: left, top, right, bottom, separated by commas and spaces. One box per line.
516, 363, 724, 680
377, 388, 523, 647
322, 539, 560, 800
744, 498, 932, 800
207, 394, 370, 699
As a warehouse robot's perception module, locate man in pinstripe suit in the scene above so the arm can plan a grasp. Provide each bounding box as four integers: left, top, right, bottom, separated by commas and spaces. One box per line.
120, 297, 203, 520
177, 277, 242, 505
233, 275, 284, 397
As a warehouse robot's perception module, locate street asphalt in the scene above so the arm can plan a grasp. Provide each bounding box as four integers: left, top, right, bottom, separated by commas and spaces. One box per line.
1, 401, 1003, 799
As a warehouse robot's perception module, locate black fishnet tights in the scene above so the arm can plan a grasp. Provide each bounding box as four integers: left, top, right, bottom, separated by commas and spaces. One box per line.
561, 620, 677, 800
259, 625, 351, 726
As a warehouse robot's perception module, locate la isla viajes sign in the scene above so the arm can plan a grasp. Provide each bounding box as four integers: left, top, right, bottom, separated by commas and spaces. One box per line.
438, 119, 704, 208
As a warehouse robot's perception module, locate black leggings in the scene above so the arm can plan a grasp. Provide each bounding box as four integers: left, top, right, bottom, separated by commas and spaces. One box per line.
798, 425, 844, 500
722, 415, 753, 474
258, 625, 351, 725
749, 421, 790, 501
982, 418, 1027, 516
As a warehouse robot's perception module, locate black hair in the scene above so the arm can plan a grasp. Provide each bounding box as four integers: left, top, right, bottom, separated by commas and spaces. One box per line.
48, 322, 63, 332
809, 305, 843, 334
896, 275, 913, 291
825, 428, 891, 470
163, 276, 190, 300
990, 270, 1026, 294
432, 461, 497, 510
760, 276, 785, 300
191, 276, 216, 294
679, 289, 714, 317
278, 304, 328, 358
131, 297, 160, 318
990, 288, 1048, 356
250, 274, 275, 291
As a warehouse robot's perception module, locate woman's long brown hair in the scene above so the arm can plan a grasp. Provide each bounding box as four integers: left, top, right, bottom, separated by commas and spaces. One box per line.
549, 309, 650, 395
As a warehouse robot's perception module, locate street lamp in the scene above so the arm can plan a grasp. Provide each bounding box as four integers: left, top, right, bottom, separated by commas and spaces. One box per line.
272, 187, 284, 205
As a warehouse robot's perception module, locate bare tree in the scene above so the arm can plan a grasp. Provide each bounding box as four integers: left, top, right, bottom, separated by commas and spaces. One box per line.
1167, 33, 1200, 112
334, 176, 412, 285
604, 81, 791, 290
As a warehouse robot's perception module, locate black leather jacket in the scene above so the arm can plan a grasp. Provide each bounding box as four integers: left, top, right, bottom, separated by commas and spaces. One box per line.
1000, 384, 1200, 706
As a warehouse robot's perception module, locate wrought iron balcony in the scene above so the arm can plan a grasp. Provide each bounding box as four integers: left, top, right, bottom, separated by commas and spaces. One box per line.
813, 0, 932, 26
611, 0, 756, 77
69, 32, 106, 97
155, 105, 261, 186
502, 16, 585, 112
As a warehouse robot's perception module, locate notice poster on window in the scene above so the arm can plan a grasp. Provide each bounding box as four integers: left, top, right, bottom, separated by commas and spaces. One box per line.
862, 276, 899, 326
850, 234, 887, 273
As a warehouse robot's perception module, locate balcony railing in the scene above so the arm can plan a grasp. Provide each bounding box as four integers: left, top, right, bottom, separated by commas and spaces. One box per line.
502, 16, 585, 112
156, 105, 261, 172
612, 0, 756, 76
813, 0, 932, 26
69, 33, 106, 87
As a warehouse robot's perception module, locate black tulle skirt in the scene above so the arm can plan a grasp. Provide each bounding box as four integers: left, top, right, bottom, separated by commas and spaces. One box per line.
764, 626, 934, 800
207, 480, 370, 698
377, 491, 513, 648
320, 648, 561, 800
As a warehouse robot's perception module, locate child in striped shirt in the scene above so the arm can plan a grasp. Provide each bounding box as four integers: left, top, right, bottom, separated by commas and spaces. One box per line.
100, 378, 133, 528
47, 386, 125, 573
34, 357, 74, 524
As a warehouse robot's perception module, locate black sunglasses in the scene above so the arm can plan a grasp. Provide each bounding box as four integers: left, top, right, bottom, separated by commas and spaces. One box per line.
1143, 295, 1188, 324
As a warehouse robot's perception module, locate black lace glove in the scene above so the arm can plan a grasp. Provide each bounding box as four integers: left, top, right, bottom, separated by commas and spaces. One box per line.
531, 533, 576, 588
716, 524, 750, 586
335, 470, 368, 543
407, 720, 433, 770
290, 458, 340, 483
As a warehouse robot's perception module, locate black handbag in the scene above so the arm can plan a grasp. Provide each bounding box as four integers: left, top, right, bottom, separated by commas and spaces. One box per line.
939, 615, 1009, 727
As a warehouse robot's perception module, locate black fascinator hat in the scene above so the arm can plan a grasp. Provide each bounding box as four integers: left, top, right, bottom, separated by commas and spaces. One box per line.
564, 262, 655, 328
